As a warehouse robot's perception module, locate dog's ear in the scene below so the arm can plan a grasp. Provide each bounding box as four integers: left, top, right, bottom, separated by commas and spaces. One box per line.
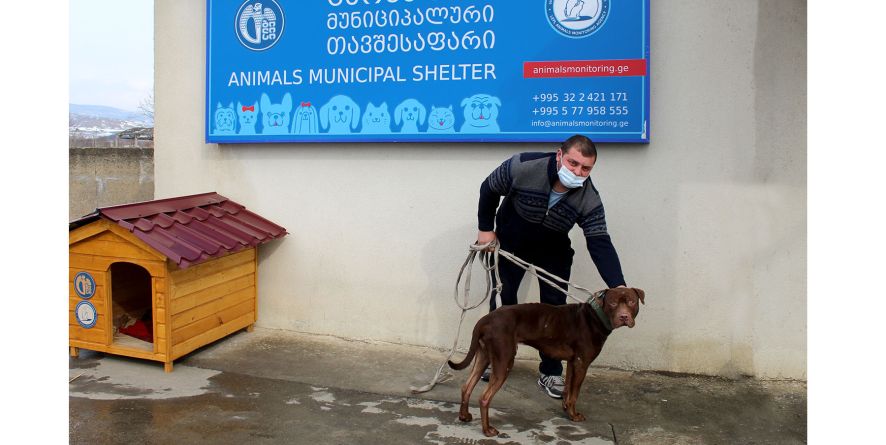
281, 93, 292, 112
490, 96, 502, 107
291, 106, 300, 133
632, 288, 645, 305
349, 99, 361, 130
418, 103, 427, 125
260, 93, 271, 112
319, 101, 329, 130
394, 102, 404, 125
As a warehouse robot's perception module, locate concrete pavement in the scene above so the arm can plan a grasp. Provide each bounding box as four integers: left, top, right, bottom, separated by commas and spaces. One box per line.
69, 328, 806, 444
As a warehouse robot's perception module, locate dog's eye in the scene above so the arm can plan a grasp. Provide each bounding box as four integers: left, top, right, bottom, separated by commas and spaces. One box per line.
332, 106, 338, 111
345, 105, 350, 110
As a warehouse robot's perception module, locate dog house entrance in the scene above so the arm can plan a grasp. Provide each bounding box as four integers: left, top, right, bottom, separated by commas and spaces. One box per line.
109, 262, 153, 351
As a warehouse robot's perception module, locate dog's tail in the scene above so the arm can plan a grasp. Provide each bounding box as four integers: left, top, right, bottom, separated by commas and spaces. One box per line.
447, 322, 482, 370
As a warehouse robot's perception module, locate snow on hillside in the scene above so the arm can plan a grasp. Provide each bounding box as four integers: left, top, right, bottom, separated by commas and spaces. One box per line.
69, 104, 152, 137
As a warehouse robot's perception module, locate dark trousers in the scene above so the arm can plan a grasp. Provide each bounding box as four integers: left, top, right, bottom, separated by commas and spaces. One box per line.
489, 247, 573, 377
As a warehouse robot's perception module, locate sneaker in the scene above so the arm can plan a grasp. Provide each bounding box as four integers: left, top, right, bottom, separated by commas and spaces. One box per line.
537, 374, 565, 399
480, 366, 491, 382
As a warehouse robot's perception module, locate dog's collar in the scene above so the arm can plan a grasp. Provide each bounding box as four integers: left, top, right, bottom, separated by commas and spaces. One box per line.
587, 290, 613, 333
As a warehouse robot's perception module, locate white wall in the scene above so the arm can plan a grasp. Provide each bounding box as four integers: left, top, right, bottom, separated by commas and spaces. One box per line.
155, 0, 806, 379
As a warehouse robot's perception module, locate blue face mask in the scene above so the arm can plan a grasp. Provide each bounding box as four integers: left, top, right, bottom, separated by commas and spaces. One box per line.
557, 165, 588, 189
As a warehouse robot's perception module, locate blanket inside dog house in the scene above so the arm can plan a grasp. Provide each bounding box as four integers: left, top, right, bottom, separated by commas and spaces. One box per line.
69, 192, 287, 372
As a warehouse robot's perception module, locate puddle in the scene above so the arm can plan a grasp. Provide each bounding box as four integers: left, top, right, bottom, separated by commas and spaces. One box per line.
69, 359, 221, 400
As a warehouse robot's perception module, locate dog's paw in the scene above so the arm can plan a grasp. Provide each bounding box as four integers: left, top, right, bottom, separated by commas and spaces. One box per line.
569, 412, 587, 422
483, 426, 499, 437
458, 413, 472, 422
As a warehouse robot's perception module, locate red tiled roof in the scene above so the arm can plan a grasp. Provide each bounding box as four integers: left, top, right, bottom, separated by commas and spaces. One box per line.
70, 192, 287, 268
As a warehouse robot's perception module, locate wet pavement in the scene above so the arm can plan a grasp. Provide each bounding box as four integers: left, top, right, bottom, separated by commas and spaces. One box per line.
69, 328, 806, 444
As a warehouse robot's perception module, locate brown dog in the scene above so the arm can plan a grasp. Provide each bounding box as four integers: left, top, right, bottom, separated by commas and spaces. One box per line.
448, 287, 645, 437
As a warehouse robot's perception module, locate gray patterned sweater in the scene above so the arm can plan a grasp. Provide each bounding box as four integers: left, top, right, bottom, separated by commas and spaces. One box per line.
478, 151, 626, 288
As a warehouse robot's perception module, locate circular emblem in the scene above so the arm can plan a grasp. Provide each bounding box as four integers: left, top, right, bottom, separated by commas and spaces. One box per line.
545, 0, 610, 39
235, 0, 285, 51
75, 301, 98, 329
73, 272, 96, 299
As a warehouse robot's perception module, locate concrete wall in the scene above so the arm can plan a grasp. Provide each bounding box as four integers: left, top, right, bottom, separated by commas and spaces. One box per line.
154, 1, 806, 379
69, 147, 154, 221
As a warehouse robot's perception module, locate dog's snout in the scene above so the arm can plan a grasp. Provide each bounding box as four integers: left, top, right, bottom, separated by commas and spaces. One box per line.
616, 312, 636, 328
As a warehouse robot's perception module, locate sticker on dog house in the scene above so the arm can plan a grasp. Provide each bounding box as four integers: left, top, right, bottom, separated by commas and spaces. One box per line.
76, 301, 98, 329
74, 271, 96, 299
205, 0, 651, 143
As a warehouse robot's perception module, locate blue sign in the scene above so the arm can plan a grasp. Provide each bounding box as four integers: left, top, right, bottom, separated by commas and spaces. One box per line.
206, 0, 650, 143
75, 301, 98, 329
74, 271, 96, 299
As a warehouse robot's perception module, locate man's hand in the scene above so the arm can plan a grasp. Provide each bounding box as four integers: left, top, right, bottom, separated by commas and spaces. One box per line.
477, 231, 497, 251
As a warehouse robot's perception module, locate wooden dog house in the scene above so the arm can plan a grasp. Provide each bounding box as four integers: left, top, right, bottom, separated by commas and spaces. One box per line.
69, 192, 287, 372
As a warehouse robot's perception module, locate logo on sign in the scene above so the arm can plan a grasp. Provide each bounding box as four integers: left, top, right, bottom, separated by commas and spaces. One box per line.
546, 0, 610, 38
76, 301, 98, 329
74, 272, 96, 299
235, 1, 285, 51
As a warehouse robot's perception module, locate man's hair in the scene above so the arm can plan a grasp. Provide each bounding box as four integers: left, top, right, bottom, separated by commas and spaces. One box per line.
560, 134, 597, 158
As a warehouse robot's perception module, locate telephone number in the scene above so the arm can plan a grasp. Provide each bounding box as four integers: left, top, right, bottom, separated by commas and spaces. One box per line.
532, 106, 629, 116
532, 92, 628, 102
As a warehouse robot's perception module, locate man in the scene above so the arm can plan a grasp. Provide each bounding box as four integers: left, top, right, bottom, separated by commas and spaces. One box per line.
476, 134, 627, 399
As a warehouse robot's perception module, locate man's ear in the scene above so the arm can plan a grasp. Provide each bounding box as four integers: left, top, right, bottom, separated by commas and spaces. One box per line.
632, 288, 645, 305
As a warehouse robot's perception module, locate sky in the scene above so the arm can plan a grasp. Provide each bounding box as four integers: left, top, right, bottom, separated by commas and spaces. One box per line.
70, 0, 154, 111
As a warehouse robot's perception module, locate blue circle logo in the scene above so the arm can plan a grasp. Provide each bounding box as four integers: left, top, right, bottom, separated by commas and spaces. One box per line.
74, 272, 96, 299
546, 0, 610, 39
75, 301, 98, 329
235, 0, 285, 51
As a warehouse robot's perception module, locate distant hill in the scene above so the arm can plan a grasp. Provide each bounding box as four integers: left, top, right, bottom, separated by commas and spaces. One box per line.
70, 104, 150, 122
69, 103, 153, 138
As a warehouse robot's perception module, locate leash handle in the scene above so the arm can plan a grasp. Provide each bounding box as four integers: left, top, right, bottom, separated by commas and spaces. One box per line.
411, 241, 499, 393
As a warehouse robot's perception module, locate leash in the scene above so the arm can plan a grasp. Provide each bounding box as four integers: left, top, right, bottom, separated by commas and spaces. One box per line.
409, 239, 605, 394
